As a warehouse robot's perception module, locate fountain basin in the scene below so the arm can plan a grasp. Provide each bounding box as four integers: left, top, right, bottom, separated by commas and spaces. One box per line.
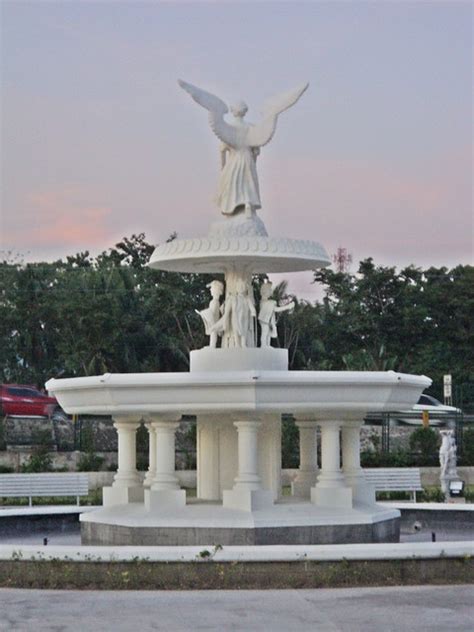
46, 370, 430, 418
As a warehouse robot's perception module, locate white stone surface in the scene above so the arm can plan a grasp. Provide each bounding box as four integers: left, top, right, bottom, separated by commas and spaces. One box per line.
190, 347, 288, 372
178, 79, 308, 218
148, 235, 331, 274
80, 497, 399, 529
292, 420, 318, 498
0, 540, 471, 562
46, 371, 431, 417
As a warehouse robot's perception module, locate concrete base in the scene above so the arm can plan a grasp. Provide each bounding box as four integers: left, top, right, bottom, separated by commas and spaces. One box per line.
222, 488, 274, 512
291, 475, 318, 498
102, 485, 144, 507
311, 486, 353, 508
190, 347, 288, 372
80, 499, 400, 546
144, 489, 186, 511
349, 483, 376, 505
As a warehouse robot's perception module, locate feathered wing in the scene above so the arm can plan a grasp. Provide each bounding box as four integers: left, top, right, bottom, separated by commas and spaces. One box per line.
178, 79, 241, 148
246, 82, 309, 148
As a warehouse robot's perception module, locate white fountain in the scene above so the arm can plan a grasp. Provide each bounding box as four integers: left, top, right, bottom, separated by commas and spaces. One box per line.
46, 80, 431, 545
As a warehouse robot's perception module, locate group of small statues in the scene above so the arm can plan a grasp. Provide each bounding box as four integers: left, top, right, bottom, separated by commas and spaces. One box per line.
196, 279, 294, 349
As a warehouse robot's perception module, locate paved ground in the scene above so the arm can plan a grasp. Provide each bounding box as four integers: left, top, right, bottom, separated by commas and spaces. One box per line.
0, 585, 472, 631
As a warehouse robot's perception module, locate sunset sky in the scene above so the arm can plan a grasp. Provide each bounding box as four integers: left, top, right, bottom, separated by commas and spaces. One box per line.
1, 1, 472, 298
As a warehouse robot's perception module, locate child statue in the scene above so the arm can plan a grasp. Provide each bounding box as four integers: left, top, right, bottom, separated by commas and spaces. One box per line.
195, 280, 224, 348
258, 281, 295, 348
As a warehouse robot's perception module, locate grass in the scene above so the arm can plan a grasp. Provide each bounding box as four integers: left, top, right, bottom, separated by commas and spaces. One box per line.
0, 488, 102, 507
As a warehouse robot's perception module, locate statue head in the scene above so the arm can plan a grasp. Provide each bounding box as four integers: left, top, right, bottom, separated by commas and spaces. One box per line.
260, 281, 273, 299
230, 101, 248, 118
207, 280, 224, 298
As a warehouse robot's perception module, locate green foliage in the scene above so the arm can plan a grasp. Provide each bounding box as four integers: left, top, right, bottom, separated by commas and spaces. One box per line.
1, 237, 473, 415
460, 428, 474, 466
20, 430, 54, 473
0, 419, 6, 451
281, 416, 299, 468
0, 234, 214, 386
418, 487, 445, 502
409, 427, 439, 465
360, 449, 411, 468
0, 465, 14, 473
77, 452, 104, 472
20, 446, 53, 473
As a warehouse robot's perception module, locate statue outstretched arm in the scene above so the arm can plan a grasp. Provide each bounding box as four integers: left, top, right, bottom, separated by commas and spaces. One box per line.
246, 82, 309, 148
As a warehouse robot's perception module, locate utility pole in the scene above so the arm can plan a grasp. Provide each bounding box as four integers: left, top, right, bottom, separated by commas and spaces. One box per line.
332, 247, 352, 273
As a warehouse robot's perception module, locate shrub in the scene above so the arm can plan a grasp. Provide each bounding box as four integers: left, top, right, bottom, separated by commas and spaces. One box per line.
360, 449, 411, 468
0, 465, 14, 473
460, 428, 474, 466
77, 452, 104, 472
20, 446, 53, 473
409, 427, 439, 466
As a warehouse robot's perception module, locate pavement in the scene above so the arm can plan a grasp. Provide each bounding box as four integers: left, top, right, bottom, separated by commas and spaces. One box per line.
0, 585, 472, 631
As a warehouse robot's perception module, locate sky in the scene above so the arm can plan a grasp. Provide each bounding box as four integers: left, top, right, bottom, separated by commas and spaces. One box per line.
1, 1, 472, 299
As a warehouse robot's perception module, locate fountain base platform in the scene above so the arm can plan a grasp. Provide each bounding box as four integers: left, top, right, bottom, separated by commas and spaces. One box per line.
80, 499, 400, 546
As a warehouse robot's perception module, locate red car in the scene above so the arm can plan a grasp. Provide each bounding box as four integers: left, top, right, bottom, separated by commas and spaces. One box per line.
0, 384, 66, 420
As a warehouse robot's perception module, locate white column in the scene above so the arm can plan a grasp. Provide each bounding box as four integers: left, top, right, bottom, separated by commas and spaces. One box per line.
143, 421, 157, 488
291, 419, 318, 498
311, 421, 352, 508
103, 417, 144, 506
113, 419, 141, 486
144, 416, 186, 511
341, 421, 375, 505
222, 418, 273, 511
233, 420, 262, 491
151, 420, 180, 490
196, 416, 221, 501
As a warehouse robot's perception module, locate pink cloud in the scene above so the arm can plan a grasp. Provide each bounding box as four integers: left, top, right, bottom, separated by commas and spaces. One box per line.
3, 187, 112, 250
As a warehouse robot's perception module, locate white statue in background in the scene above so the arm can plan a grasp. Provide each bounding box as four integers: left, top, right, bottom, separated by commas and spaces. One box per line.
195, 280, 224, 348
439, 430, 457, 477
178, 79, 308, 218
258, 281, 295, 347
211, 273, 256, 348
439, 429, 458, 498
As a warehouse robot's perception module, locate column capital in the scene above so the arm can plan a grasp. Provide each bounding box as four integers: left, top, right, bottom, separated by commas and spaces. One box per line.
151, 420, 181, 432
341, 419, 365, 429
318, 420, 344, 430
294, 419, 319, 430
146, 413, 182, 424
113, 417, 142, 432
233, 420, 262, 431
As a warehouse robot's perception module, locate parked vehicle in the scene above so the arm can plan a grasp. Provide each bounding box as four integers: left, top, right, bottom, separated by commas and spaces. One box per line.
397, 394, 462, 426
365, 394, 462, 426
0, 384, 67, 421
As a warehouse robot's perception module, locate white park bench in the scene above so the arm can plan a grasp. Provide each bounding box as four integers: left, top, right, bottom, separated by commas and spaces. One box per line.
363, 467, 423, 502
0, 473, 89, 506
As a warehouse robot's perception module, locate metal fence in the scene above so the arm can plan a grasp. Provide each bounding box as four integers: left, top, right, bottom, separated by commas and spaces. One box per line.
364, 411, 473, 454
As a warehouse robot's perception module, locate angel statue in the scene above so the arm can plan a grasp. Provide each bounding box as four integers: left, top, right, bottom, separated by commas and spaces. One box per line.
178, 79, 309, 218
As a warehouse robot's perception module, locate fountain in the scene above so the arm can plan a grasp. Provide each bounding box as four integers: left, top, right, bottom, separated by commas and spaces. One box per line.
46, 79, 431, 545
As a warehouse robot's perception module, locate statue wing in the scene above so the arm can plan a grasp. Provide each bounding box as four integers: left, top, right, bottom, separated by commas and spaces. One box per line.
246, 82, 309, 148
178, 79, 242, 148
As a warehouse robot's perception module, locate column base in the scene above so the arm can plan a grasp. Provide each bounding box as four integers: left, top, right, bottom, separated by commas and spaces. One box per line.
103, 485, 144, 507
311, 485, 353, 508
223, 488, 274, 512
291, 472, 318, 498
348, 481, 376, 505
144, 488, 186, 511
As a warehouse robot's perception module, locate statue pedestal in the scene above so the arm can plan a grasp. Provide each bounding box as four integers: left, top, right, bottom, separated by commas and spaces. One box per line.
190, 347, 288, 372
